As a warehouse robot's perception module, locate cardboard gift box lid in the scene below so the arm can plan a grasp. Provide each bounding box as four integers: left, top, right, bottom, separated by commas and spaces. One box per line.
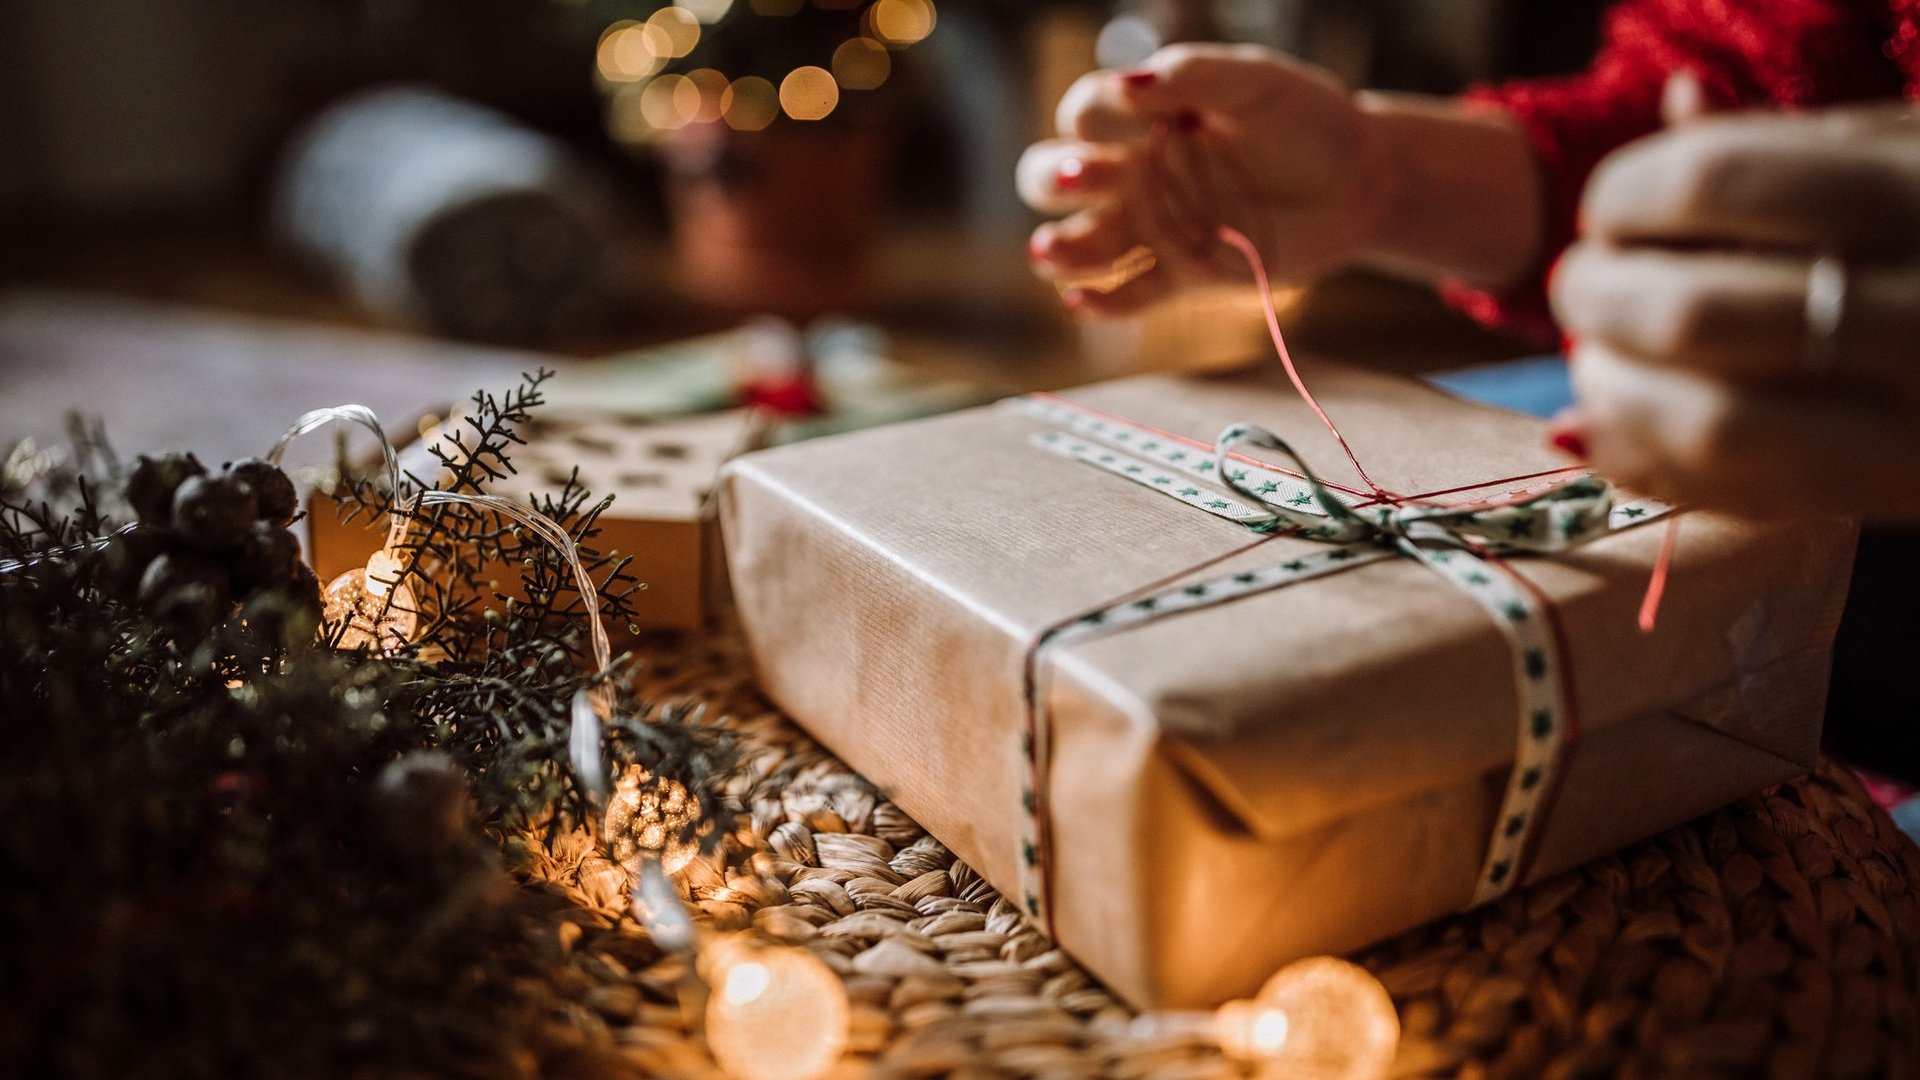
308, 408, 763, 631
719, 359, 1856, 1004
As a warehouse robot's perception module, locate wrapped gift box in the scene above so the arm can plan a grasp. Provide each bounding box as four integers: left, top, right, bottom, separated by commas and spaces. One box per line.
718, 360, 1856, 1009
310, 408, 763, 631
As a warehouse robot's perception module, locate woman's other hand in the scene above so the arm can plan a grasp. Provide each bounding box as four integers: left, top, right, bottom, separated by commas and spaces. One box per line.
1553, 106, 1920, 519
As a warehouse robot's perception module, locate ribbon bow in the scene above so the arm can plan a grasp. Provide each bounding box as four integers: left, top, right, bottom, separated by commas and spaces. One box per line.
1010, 119, 1681, 934
1012, 398, 1672, 932
1216, 422, 1617, 554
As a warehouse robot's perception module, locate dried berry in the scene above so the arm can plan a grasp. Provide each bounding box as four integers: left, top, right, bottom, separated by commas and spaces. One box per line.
138, 550, 232, 633
125, 452, 207, 525
97, 524, 167, 597
287, 559, 321, 605
171, 475, 258, 550
370, 752, 474, 860
242, 574, 323, 648
228, 458, 298, 526
233, 521, 301, 595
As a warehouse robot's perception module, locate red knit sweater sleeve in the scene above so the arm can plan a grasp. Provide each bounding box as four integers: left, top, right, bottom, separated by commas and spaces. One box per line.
1443, 0, 1906, 342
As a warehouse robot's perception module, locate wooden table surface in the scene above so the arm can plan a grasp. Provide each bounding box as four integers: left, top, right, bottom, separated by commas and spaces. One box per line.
0, 220, 1533, 465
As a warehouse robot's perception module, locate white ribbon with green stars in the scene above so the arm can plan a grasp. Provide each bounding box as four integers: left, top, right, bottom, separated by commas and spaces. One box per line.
1010, 396, 1672, 931
1014, 395, 1344, 517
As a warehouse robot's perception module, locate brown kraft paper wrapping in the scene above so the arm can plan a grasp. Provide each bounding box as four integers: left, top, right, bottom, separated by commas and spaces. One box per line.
718, 360, 1857, 1009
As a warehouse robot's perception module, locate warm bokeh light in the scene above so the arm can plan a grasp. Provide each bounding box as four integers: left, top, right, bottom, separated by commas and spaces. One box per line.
596, 21, 670, 82
868, 0, 936, 47
1215, 999, 1290, 1060
722, 76, 779, 131
679, 0, 734, 23
603, 766, 701, 875
645, 6, 702, 58
323, 550, 418, 653
683, 68, 729, 123
779, 66, 839, 121
640, 73, 695, 130
1232, 958, 1400, 1080
704, 939, 850, 1080
831, 36, 891, 90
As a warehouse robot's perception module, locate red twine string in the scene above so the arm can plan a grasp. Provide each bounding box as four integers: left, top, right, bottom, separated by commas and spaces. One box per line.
1139, 118, 1677, 632
1639, 516, 1681, 632
1216, 224, 1398, 505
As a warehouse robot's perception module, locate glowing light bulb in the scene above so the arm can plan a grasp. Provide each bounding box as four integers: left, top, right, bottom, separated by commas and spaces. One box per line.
683, 68, 729, 124
645, 6, 701, 57
603, 765, 701, 875
867, 0, 935, 47
1215, 998, 1290, 1058
597, 21, 669, 81
1226, 957, 1399, 1080
722, 76, 778, 132
778, 66, 839, 121
703, 939, 849, 1080
323, 549, 417, 652
831, 37, 891, 90
680, 0, 733, 22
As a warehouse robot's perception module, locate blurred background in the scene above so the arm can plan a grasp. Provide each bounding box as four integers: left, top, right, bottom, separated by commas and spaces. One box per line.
0, 0, 1611, 459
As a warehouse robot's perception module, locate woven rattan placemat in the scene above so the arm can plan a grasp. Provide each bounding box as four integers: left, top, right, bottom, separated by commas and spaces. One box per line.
513, 628, 1920, 1080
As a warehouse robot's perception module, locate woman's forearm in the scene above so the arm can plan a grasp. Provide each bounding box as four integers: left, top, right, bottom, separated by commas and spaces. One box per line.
1352, 92, 1548, 291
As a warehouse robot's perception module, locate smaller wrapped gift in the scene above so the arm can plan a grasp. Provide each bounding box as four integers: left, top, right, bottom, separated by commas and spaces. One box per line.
718, 360, 1857, 1008
310, 407, 763, 630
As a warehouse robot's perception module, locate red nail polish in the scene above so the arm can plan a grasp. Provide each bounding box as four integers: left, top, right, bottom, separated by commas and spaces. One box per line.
1028, 232, 1049, 263
1548, 427, 1589, 460
1061, 287, 1091, 312
1056, 158, 1086, 192
1121, 70, 1158, 89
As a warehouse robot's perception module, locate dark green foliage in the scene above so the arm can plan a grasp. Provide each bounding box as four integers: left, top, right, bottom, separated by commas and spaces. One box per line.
0, 372, 733, 1078
333, 370, 734, 832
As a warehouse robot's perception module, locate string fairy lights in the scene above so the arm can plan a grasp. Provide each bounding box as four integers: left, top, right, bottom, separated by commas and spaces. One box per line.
597, 0, 937, 138
624, 850, 852, 1080
1133, 957, 1399, 1080
270, 405, 421, 653
265, 404, 1395, 1080
700, 935, 852, 1080
602, 765, 702, 874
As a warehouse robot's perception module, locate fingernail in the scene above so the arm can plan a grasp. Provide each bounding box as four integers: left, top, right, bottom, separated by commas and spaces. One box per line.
1061, 287, 1092, 312
1120, 70, 1157, 89
1028, 231, 1050, 263
1661, 69, 1706, 126
1549, 429, 1589, 460
1173, 110, 1203, 133
1547, 412, 1589, 460
1055, 158, 1086, 193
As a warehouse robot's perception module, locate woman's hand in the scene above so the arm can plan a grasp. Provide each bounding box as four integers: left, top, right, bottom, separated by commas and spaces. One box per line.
1018, 45, 1548, 318
1552, 106, 1920, 519
1017, 45, 1394, 316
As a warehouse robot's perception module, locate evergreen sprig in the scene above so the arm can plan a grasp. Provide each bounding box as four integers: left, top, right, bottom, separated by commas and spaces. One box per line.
0, 372, 734, 1078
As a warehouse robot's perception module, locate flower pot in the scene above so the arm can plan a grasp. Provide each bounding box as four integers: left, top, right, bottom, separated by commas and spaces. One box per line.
659, 120, 889, 319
